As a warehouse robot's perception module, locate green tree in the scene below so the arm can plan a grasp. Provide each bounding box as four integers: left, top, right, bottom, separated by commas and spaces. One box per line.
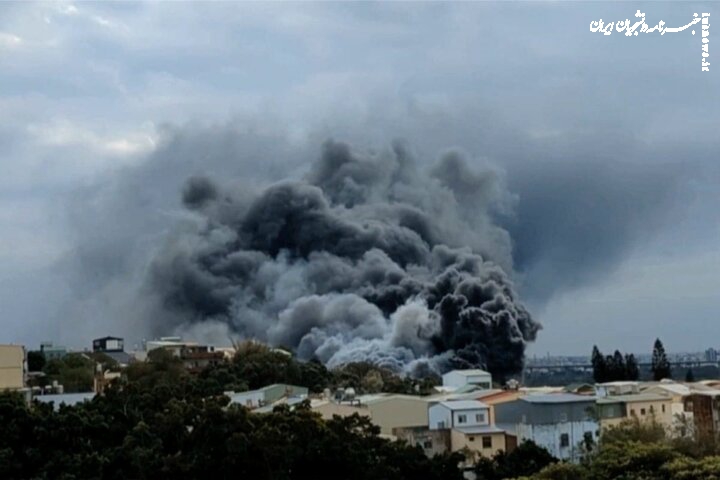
591, 345, 607, 383
625, 354, 640, 381
651, 338, 672, 380
475, 440, 557, 480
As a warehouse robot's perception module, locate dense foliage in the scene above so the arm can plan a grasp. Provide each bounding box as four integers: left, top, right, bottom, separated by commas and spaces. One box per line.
474, 440, 558, 479
651, 339, 672, 381
515, 418, 720, 480
0, 349, 460, 480
591, 346, 639, 383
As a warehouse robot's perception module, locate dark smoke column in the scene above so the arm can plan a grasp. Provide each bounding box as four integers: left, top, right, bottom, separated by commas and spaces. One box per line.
149, 140, 540, 380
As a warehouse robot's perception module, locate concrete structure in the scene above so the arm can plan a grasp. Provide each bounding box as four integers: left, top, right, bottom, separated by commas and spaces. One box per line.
40, 342, 67, 361
392, 426, 451, 457
429, 400, 490, 430
314, 394, 430, 435
92, 336, 124, 353
683, 392, 720, 440
596, 393, 673, 430
442, 369, 492, 390
0, 344, 25, 390
178, 345, 224, 373
451, 425, 514, 464
595, 381, 640, 397
228, 384, 308, 409
494, 394, 598, 462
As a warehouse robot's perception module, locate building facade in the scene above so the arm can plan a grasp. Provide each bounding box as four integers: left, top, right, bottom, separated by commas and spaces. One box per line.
494, 394, 599, 462
442, 369, 493, 389
0, 344, 25, 390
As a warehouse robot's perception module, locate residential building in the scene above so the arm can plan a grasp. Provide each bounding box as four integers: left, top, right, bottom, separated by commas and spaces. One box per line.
596, 393, 673, 430
228, 384, 308, 409
314, 394, 430, 435
40, 342, 67, 361
392, 426, 451, 457
92, 336, 124, 352
0, 344, 25, 390
595, 381, 640, 397
643, 383, 695, 436
92, 336, 134, 367
442, 369, 492, 390
494, 394, 598, 462
429, 400, 490, 430
683, 392, 720, 440
179, 345, 224, 373
451, 425, 515, 465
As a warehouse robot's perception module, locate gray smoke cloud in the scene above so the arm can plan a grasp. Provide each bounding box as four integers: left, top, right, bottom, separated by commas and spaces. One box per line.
147, 140, 539, 378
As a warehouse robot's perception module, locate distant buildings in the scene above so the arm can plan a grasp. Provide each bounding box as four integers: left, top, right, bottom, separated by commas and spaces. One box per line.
429, 400, 490, 430
705, 348, 718, 363
40, 342, 67, 361
91, 336, 134, 367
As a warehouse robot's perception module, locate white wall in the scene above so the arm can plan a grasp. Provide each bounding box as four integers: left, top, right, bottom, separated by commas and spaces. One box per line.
429, 404, 452, 429
442, 371, 492, 389
517, 420, 598, 462
452, 408, 489, 427
429, 404, 490, 429
229, 390, 266, 409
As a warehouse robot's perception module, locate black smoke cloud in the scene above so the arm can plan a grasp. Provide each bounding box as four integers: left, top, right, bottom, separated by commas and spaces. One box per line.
148, 140, 539, 378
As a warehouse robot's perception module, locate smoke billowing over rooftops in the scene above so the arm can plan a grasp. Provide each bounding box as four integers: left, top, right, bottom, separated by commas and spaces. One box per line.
149, 140, 540, 379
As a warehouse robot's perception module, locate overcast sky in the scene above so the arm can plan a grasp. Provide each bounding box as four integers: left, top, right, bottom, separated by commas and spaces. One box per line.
1, 1, 718, 357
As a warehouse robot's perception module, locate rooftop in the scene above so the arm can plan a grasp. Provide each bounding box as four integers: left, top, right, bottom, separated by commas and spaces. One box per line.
597, 393, 670, 404
453, 425, 506, 435
444, 369, 491, 377
521, 393, 596, 404
437, 400, 489, 410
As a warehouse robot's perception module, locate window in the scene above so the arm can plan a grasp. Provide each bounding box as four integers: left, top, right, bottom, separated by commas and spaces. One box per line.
482, 436, 492, 448
423, 440, 433, 449
640, 408, 646, 416
457, 414, 467, 424
649, 406, 655, 414
560, 433, 569, 447
468, 436, 475, 442
630, 409, 636, 416
438, 421, 446, 429
476, 413, 486, 423
662, 404, 666, 413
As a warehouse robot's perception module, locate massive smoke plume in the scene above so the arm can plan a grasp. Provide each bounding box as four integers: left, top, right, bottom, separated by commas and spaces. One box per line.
148, 140, 540, 378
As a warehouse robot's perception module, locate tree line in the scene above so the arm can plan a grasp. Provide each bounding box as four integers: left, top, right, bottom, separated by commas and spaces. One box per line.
591, 339, 672, 383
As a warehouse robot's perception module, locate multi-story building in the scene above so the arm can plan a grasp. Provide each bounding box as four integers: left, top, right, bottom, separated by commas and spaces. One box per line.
314, 393, 431, 435
596, 393, 673, 431
494, 394, 599, 462
683, 392, 720, 441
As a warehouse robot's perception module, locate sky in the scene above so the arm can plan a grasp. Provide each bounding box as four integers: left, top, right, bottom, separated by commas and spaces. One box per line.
0, 1, 718, 357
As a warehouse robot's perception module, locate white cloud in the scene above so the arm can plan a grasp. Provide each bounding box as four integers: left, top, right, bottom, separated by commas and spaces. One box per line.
0, 32, 22, 48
